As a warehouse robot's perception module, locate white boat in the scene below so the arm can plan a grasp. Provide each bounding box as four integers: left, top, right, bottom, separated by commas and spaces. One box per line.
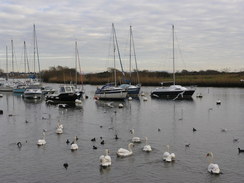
94, 83, 127, 100
151, 25, 195, 99
23, 86, 42, 99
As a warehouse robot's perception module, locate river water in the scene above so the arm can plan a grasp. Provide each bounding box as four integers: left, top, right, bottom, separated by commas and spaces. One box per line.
0, 85, 244, 183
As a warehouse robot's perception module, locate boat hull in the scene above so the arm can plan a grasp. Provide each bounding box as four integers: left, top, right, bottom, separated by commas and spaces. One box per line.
46, 93, 81, 102
94, 90, 127, 100
151, 85, 195, 99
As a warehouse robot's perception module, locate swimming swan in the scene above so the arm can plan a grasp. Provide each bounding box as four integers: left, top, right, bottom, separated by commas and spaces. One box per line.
206, 152, 221, 174
70, 137, 78, 151
37, 131, 46, 146
130, 129, 141, 143
117, 143, 134, 157
163, 145, 175, 162
143, 137, 152, 152
99, 149, 112, 167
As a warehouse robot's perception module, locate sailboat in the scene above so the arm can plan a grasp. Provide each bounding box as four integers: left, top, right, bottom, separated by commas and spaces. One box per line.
150, 25, 195, 99
119, 25, 141, 96
23, 25, 42, 99
94, 23, 127, 100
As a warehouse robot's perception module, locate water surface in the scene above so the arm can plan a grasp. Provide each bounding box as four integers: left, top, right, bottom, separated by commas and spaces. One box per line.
0, 85, 244, 183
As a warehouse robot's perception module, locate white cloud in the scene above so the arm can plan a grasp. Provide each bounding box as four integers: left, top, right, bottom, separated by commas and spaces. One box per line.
0, 0, 244, 73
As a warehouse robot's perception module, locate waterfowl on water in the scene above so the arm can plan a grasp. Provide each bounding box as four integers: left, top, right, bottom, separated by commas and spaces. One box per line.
66, 139, 70, 144
100, 140, 105, 145
193, 128, 197, 132
117, 143, 134, 157
238, 147, 244, 153
130, 129, 141, 143
37, 131, 46, 146
91, 138, 96, 142
100, 149, 111, 167
63, 163, 68, 169
70, 137, 78, 151
143, 137, 152, 152
17, 142, 22, 148
163, 145, 175, 162
206, 152, 221, 174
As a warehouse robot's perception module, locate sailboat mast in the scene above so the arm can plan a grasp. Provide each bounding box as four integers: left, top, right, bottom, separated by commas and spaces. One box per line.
112, 23, 125, 78
172, 25, 175, 85
6, 46, 8, 80
11, 40, 14, 78
24, 41, 26, 73
112, 25, 117, 86
75, 41, 78, 86
131, 26, 140, 84
33, 25, 36, 73
129, 26, 132, 81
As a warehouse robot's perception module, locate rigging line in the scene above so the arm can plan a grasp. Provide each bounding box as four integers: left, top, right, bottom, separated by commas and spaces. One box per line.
174, 31, 186, 70
130, 25, 140, 84
112, 23, 125, 77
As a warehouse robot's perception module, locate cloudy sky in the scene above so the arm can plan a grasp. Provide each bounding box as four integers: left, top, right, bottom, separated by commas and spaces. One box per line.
0, 0, 244, 73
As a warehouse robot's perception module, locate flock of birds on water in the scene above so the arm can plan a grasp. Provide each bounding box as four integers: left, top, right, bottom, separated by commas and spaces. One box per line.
2, 91, 244, 177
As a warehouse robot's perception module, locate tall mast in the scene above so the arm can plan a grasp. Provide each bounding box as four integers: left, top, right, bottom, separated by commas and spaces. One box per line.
33, 24, 36, 73
24, 41, 26, 73
129, 26, 132, 81
75, 41, 77, 86
6, 46, 8, 80
130, 26, 140, 84
112, 24, 117, 86
11, 40, 14, 77
112, 23, 125, 77
172, 25, 175, 85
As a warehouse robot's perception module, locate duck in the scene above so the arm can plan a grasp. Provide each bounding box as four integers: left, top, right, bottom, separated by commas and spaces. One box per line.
99, 149, 112, 167
37, 131, 46, 146
143, 137, 152, 152
193, 128, 197, 132
216, 99, 221, 105
238, 147, 244, 153
91, 138, 96, 142
130, 129, 141, 143
63, 163, 68, 169
117, 143, 134, 157
70, 137, 78, 151
163, 145, 175, 162
206, 152, 221, 174
17, 142, 22, 148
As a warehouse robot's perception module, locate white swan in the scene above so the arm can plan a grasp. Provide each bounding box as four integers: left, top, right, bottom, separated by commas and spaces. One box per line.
130, 129, 141, 143
56, 126, 63, 134
37, 131, 46, 146
99, 149, 112, 167
70, 137, 78, 151
206, 152, 221, 174
56, 120, 63, 134
143, 137, 152, 152
117, 143, 134, 157
163, 145, 175, 162
118, 103, 124, 108
143, 96, 148, 101
56, 120, 63, 129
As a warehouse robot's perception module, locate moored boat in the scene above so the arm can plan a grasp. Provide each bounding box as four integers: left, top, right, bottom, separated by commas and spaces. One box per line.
94, 83, 127, 100
45, 85, 81, 102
